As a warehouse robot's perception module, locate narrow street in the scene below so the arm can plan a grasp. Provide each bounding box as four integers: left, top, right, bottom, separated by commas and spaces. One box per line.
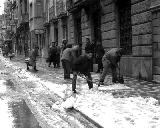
0, 55, 160, 128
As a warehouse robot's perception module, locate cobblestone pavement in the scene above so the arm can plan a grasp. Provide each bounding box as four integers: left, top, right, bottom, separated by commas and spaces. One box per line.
4, 55, 160, 127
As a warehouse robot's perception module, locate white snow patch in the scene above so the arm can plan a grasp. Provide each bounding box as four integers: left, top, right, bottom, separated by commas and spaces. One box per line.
98, 83, 130, 91
0, 100, 14, 128
0, 80, 6, 93
61, 96, 76, 109
74, 92, 160, 128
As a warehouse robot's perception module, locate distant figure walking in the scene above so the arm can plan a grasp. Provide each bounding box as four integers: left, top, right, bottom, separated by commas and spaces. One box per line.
26, 46, 39, 71
47, 42, 57, 68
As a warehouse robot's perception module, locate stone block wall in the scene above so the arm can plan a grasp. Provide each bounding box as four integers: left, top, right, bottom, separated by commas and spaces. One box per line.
131, 0, 152, 80
66, 0, 155, 80
152, 9, 160, 82
101, 1, 117, 51
67, 14, 74, 44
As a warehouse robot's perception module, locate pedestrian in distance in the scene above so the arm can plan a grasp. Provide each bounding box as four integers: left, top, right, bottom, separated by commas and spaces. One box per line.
55, 42, 61, 68
61, 39, 67, 54
98, 48, 125, 86
25, 46, 39, 72
47, 42, 57, 68
61, 44, 79, 79
72, 52, 93, 93
95, 41, 105, 73
85, 38, 94, 72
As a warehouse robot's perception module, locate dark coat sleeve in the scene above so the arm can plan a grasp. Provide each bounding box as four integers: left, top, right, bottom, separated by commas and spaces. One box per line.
72, 55, 90, 73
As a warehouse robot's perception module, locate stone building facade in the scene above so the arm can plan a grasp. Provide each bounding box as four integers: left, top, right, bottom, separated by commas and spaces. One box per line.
66, 0, 160, 82
17, 0, 30, 55
5, 0, 160, 82
29, 0, 44, 56
43, 0, 68, 46
42, 0, 68, 59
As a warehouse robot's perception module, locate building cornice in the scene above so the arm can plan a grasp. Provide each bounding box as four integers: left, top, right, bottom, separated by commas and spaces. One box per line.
150, 0, 160, 12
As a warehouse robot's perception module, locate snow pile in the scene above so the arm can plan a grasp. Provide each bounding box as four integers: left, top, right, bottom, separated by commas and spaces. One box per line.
0, 99, 14, 128
73, 90, 160, 128
61, 96, 76, 109
98, 83, 130, 91
0, 80, 6, 93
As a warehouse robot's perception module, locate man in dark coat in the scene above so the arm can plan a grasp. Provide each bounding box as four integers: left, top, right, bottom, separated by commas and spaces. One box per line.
55, 42, 61, 68
85, 38, 94, 72
61, 39, 67, 53
61, 44, 79, 79
98, 48, 124, 86
48, 42, 57, 67
72, 53, 93, 93
26, 46, 39, 71
95, 41, 105, 73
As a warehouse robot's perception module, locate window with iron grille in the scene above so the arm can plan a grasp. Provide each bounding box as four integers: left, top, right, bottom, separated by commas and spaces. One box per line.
117, 0, 132, 54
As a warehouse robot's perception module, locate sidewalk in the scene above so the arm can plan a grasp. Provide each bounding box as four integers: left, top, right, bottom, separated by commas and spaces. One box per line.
3, 55, 160, 127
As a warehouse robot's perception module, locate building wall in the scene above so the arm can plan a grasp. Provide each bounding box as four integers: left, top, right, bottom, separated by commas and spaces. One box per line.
29, 0, 44, 51
68, 14, 74, 44
129, 0, 152, 80
67, 0, 154, 80
101, 0, 117, 51
151, 0, 160, 82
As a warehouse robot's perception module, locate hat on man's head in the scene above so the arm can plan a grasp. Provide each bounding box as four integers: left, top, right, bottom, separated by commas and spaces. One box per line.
119, 48, 125, 55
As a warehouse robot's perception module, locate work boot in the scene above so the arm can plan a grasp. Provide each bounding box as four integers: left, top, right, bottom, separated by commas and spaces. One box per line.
112, 78, 119, 84
73, 90, 77, 94
27, 64, 29, 70
33, 66, 38, 72
98, 81, 104, 87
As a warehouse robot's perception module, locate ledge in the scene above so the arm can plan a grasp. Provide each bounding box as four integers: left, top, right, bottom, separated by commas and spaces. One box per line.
150, 0, 160, 12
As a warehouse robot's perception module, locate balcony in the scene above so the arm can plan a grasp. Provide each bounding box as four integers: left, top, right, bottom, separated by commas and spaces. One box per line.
67, 0, 98, 12
49, 6, 57, 21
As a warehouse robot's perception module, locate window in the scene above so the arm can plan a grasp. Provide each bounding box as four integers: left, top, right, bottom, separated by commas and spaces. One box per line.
117, 0, 132, 54
36, 0, 42, 17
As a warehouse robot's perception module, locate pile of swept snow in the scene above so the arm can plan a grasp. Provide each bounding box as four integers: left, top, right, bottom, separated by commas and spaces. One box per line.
73, 90, 160, 128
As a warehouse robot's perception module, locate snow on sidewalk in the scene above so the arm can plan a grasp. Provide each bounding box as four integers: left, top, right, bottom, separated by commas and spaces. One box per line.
1, 56, 160, 128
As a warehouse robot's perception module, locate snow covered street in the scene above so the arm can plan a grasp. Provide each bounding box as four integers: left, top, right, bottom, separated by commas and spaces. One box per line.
0, 55, 160, 128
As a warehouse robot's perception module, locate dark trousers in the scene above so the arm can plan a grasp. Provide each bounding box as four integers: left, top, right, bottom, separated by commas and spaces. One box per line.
56, 54, 60, 67
100, 57, 118, 83
72, 71, 93, 92
48, 61, 56, 67
61, 59, 71, 79
96, 57, 103, 72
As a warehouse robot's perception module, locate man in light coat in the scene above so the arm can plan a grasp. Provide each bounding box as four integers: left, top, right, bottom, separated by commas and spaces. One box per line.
98, 48, 124, 86
61, 44, 79, 79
